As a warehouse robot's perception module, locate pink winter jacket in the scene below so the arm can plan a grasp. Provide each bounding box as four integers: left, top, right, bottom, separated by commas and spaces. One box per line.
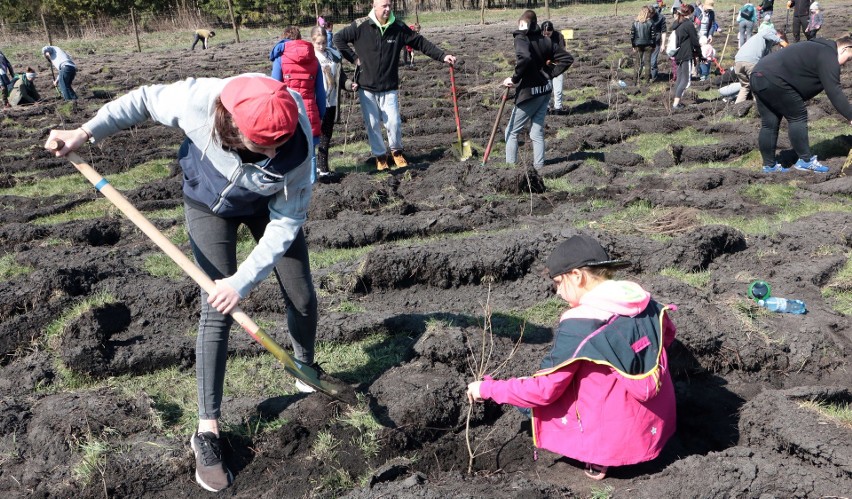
479, 280, 677, 467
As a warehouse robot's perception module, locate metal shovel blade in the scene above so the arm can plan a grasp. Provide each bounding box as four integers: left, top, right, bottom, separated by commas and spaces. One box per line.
453, 139, 473, 161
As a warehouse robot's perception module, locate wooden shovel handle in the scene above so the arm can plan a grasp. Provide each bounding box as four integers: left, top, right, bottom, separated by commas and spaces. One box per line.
482, 87, 510, 165
46, 140, 283, 356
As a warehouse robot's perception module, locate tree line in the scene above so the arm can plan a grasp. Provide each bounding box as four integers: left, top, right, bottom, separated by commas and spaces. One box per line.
1, 0, 583, 29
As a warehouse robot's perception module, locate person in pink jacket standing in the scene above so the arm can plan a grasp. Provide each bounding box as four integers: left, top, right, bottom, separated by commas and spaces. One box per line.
466, 234, 677, 480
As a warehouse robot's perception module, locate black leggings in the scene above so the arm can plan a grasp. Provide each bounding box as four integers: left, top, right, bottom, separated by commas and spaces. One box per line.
750, 73, 810, 166
185, 202, 317, 420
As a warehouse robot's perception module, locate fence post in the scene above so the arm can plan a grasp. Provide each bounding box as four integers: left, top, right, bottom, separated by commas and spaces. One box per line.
131, 8, 142, 53
40, 10, 52, 46
226, 0, 240, 43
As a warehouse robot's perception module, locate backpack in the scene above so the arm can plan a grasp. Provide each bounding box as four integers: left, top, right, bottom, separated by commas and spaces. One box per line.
280, 39, 321, 137
666, 31, 679, 56
740, 4, 755, 21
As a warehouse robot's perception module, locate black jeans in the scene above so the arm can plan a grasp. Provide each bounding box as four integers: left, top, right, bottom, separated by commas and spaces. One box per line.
635, 45, 653, 83
317, 105, 337, 172
184, 202, 317, 420
792, 14, 809, 42
750, 72, 810, 166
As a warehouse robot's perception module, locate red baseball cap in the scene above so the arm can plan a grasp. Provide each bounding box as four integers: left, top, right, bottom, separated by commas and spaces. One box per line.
219, 76, 299, 147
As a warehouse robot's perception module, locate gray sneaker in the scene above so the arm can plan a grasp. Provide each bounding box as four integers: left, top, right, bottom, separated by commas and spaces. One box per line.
190, 432, 233, 492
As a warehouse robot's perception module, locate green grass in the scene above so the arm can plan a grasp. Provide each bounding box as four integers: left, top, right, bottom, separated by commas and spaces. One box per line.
143, 253, 187, 280
741, 183, 797, 208
315, 333, 413, 384
543, 176, 585, 193
589, 484, 615, 499
699, 197, 849, 236
42, 291, 117, 353
71, 429, 114, 484
0, 253, 33, 280
339, 398, 382, 459
333, 300, 365, 313
0, 158, 171, 199
328, 140, 372, 173
628, 127, 719, 162
312, 245, 374, 270
822, 254, 852, 316
798, 400, 852, 429
521, 297, 564, 327
660, 267, 712, 289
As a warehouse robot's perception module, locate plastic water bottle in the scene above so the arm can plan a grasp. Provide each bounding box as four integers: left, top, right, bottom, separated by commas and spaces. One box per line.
617, 80, 627, 88
758, 297, 807, 314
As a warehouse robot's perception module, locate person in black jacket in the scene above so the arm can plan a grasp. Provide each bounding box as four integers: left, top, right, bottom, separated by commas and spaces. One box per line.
751, 36, 852, 173
632, 6, 657, 84
672, 4, 701, 109
789, 0, 813, 42
334, 0, 456, 170
650, 0, 667, 81
503, 10, 574, 169
541, 21, 567, 113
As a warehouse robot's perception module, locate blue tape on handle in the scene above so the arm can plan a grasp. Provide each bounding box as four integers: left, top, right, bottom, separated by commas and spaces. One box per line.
94, 179, 109, 191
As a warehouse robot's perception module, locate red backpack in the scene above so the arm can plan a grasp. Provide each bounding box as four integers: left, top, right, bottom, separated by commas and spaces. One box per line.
280, 39, 321, 137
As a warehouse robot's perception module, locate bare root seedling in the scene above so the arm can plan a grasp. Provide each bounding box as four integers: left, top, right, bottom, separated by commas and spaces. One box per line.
464, 282, 525, 474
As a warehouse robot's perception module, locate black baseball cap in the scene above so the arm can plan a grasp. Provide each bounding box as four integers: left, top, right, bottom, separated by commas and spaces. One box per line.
545, 235, 631, 278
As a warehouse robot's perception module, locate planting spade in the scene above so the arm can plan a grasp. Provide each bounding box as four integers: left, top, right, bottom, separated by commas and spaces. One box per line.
47, 140, 358, 406
449, 64, 473, 161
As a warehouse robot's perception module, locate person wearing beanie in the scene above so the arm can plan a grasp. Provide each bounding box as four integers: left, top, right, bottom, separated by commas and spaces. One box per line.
805, 2, 823, 40
44, 74, 329, 492
466, 234, 677, 481
191, 28, 216, 50
334, 0, 457, 170
503, 10, 574, 168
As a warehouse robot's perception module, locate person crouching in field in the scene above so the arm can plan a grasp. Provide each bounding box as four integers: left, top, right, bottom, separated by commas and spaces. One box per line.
45, 74, 322, 493
466, 234, 677, 481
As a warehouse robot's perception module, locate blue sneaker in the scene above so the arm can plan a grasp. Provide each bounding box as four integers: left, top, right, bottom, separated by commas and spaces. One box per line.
793, 156, 829, 173
762, 163, 789, 173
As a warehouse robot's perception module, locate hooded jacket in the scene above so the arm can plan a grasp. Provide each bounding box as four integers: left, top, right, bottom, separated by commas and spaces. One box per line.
269, 39, 327, 135
333, 11, 445, 92
672, 18, 701, 63
790, 0, 812, 17
753, 38, 852, 120
510, 24, 574, 105
81, 75, 314, 298
479, 280, 677, 467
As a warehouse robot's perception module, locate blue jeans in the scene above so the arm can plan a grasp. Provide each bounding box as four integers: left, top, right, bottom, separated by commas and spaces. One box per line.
650, 43, 661, 79
184, 202, 317, 420
358, 88, 402, 156
699, 61, 710, 78
505, 93, 550, 168
738, 21, 754, 48
58, 64, 77, 100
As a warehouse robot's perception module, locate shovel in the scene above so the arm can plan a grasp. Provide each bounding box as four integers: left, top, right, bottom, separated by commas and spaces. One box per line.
449, 65, 472, 161
48, 140, 357, 405
482, 86, 510, 165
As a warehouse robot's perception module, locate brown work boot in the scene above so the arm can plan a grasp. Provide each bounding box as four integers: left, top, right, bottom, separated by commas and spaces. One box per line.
391, 150, 408, 168
376, 154, 389, 170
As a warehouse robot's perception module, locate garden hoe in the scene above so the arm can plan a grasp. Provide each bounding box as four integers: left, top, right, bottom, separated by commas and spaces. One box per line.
48, 140, 357, 406
449, 65, 472, 161
482, 86, 510, 165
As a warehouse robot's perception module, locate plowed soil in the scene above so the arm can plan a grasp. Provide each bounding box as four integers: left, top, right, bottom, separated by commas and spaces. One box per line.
1, 8, 851, 498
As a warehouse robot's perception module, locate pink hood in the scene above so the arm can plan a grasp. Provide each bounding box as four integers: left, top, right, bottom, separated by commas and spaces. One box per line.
560, 280, 651, 322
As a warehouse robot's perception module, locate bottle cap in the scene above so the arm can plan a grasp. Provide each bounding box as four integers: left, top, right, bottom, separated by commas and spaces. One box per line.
748, 280, 771, 301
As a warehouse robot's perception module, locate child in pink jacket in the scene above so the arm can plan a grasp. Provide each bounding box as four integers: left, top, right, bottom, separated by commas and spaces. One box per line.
467, 235, 677, 480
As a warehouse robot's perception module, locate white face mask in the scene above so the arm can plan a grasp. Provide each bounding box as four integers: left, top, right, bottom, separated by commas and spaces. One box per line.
519, 21, 529, 31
